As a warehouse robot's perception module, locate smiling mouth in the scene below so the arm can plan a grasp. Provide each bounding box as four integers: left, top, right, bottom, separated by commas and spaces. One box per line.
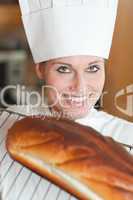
63, 95, 87, 102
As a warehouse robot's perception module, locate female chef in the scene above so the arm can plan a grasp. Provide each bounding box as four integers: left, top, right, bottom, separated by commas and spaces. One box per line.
0, 1, 133, 200
18, 0, 133, 146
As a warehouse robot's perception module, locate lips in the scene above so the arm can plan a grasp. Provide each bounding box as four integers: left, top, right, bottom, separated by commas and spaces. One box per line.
61, 92, 98, 108
64, 96, 87, 107
68, 96, 87, 102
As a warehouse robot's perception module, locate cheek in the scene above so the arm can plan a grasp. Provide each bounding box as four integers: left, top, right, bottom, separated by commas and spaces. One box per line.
45, 74, 72, 104
86, 73, 105, 93
46, 74, 71, 92
96, 74, 105, 90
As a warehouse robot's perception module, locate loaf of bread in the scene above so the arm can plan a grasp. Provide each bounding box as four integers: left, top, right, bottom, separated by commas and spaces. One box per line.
6, 116, 133, 200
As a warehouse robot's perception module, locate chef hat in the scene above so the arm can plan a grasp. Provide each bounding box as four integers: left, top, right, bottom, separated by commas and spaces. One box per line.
19, 0, 118, 63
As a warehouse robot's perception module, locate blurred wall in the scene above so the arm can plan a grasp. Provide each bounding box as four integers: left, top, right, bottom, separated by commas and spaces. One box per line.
0, 4, 21, 35
103, 0, 133, 122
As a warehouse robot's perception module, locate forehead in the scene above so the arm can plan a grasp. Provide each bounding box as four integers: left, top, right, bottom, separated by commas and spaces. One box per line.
46, 55, 104, 65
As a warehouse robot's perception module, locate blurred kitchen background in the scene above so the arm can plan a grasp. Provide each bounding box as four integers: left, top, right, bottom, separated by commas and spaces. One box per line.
0, 0, 43, 107
0, 0, 133, 122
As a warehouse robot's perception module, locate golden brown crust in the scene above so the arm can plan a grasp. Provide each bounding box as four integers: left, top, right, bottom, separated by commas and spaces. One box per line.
6, 116, 133, 200
8, 151, 90, 200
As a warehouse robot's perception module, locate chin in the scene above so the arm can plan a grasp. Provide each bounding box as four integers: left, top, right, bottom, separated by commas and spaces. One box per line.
52, 101, 95, 120
62, 106, 90, 120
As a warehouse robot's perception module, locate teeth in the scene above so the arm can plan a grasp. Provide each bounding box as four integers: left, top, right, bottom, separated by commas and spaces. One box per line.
67, 96, 87, 102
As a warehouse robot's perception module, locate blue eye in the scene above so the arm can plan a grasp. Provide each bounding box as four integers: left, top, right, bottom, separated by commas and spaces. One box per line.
86, 65, 100, 73
56, 65, 71, 73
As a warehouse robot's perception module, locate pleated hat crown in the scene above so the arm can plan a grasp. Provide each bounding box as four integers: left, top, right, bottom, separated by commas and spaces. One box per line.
19, 0, 119, 63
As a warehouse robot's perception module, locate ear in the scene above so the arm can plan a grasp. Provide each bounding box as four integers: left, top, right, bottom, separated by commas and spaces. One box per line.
35, 63, 45, 80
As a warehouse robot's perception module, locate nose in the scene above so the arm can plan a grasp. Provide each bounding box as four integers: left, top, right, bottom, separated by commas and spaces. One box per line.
69, 73, 86, 94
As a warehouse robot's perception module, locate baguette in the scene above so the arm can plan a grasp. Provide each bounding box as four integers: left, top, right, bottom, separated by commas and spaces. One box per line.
6, 116, 133, 200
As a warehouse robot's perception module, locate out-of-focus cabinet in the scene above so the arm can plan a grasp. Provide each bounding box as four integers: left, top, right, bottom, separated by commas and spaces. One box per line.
0, 4, 21, 34
103, 0, 133, 122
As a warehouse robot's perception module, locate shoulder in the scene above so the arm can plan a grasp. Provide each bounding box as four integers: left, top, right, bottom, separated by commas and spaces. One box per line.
75, 108, 115, 132
98, 110, 133, 133
76, 108, 133, 145
6, 105, 51, 116
98, 110, 133, 144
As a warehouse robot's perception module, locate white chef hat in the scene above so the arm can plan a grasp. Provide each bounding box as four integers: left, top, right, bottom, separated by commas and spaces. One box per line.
19, 0, 118, 63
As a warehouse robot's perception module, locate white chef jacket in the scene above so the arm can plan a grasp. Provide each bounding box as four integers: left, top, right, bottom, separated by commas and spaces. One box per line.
0, 105, 133, 200
75, 108, 133, 147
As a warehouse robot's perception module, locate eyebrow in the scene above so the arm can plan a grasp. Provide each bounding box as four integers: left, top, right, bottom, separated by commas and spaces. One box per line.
51, 60, 102, 66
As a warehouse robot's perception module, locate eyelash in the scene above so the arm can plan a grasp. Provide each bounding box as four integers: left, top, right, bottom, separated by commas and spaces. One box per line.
56, 64, 100, 74
86, 65, 100, 73
56, 65, 71, 73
